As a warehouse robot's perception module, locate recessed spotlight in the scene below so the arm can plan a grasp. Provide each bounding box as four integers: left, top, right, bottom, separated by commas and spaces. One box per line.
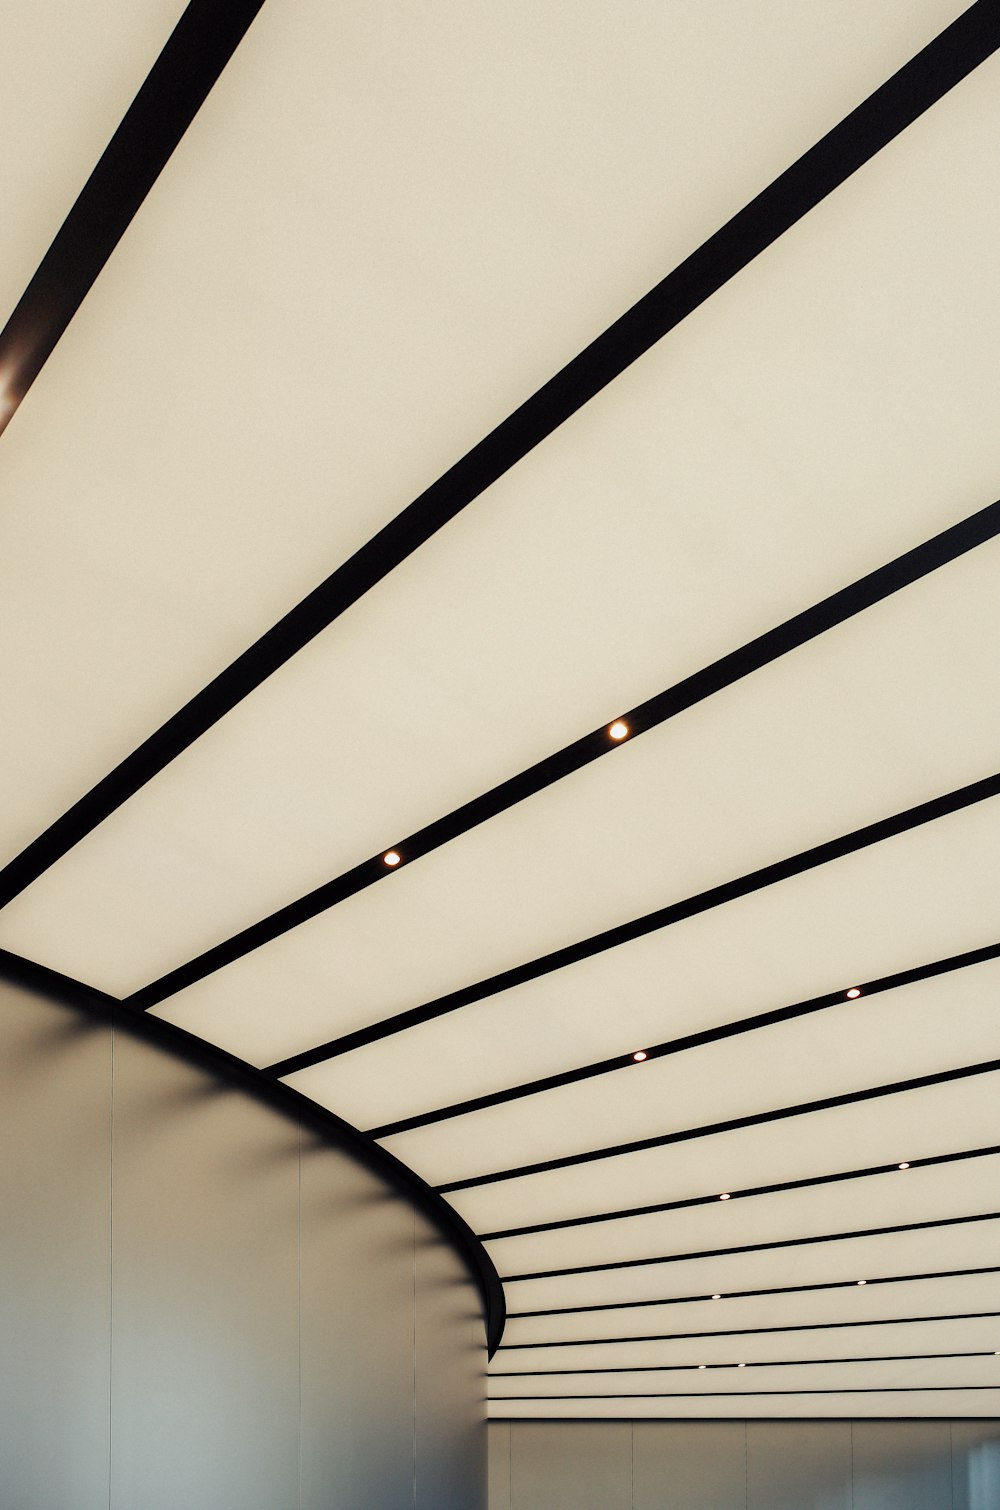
719, 1192, 731, 1201
898, 1162, 910, 1170
846, 987, 862, 999
711, 1294, 721, 1301
698, 1364, 706, 1370
608, 720, 629, 741
738, 1362, 746, 1369
632, 1050, 648, 1063
857, 1280, 867, 1286
382, 850, 401, 867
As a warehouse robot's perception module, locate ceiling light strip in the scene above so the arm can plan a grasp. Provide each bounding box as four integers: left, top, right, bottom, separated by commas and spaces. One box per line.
440, 1058, 1000, 1193
501, 1212, 1000, 1284
136, 499, 1000, 1018
479, 1144, 1000, 1241
499, 1312, 1000, 1351
368, 941, 1000, 1137
4, 2, 997, 915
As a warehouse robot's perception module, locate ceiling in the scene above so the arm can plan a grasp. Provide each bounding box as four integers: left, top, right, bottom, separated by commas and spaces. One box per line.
3, 0, 1000, 1418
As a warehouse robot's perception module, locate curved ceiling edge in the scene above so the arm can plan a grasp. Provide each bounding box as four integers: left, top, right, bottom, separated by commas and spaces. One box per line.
0, 946, 506, 1357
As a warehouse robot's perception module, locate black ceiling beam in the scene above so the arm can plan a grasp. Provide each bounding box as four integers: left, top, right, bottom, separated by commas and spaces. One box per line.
501, 1211, 1000, 1284
369, 940, 1000, 1138
2, 1, 997, 915
270, 771, 1000, 1078
498, 1311, 1000, 1351
440, 1055, 1000, 1193
0, 0, 266, 441
140, 499, 1000, 1018
492, 1351, 990, 1377
507, 1267, 1000, 1320
480, 1144, 1000, 1241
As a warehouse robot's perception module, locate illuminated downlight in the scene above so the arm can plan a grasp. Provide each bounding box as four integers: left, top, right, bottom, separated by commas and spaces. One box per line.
719, 1192, 731, 1201
382, 850, 402, 867
608, 720, 629, 741
898, 1162, 910, 1170
632, 1050, 648, 1063
846, 987, 862, 999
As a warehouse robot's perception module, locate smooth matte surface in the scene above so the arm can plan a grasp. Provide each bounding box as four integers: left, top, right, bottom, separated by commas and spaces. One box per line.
0, 981, 110, 1509
0, 977, 487, 1506
494, 1418, 1000, 1506
511, 1420, 632, 1510
747, 1419, 851, 1509
634, 1420, 746, 1509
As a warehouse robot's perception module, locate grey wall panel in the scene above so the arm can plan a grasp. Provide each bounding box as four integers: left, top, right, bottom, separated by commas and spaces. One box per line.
488, 1420, 512, 1510
511, 1421, 632, 1510
634, 1420, 746, 1510
953, 1421, 1000, 1510
747, 1420, 851, 1510
414, 1210, 488, 1510
300, 1136, 415, 1510
853, 1420, 953, 1510
109, 1029, 300, 1510
0, 981, 111, 1510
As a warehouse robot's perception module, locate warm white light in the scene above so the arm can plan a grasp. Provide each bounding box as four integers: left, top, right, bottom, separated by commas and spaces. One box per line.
711, 1294, 721, 1301
608, 720, 629, 741
857, 1279, 867, 1286
383, 850, 401, 867
698, 1364, 706, 1370
719, 1192, 731, 1201
738, 1363, 746, 1369
846, 987, 862, 999
632, 1050, 648, 1063
898, 1162, 910, 1170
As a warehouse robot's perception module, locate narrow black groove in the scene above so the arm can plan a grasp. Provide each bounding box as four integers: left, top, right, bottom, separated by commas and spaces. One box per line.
507, 1266, 1000, 1319
481, 1145, 1000, 1241
370, 940, 1000, 1138
274, 772, 1000, 1078
0, 950, 505, 1356
492, 1351, 989, 1377
3, 2, 997, 914
490, 1386, 1000, 1401
144, 500, 1000, 1018
502, 1212, 1000, 1284
0, 0, 266, 439
498, 1311, 1000, 1351
440, 1055, 1000, 1193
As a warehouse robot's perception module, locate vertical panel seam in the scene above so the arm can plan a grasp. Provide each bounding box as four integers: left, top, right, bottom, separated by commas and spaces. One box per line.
850, 1419, 855, 1510
744, 1417, 749, 1510
108, 1022, 115, 1510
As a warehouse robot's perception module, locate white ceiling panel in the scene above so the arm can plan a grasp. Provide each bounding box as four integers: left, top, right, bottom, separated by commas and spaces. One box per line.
499, 1219, 1000, 1317
4, 35, 999, 992
489, 1390, 1000, 1417
503, 1273, 1000, 1347
484, 1159, 1000, 1283
0, 0, 188, 327
376, 963, 1000, 1184
447, 1071, 1000, 1234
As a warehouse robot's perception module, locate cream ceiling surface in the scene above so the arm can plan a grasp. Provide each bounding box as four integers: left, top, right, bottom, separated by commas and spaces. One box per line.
2, 0, 1000, 1417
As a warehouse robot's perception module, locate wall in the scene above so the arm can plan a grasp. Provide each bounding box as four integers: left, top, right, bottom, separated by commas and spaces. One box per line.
0, 975, 487, 1509
488, 1418, 1000, 1509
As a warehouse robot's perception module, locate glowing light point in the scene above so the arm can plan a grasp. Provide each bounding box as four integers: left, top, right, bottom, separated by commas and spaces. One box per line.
857, 1279, 867, 1286
719, 1192, 731, 1201
898, 1162, 910, 1170
632, 1050, 648, 1063
608, 720, 629, 741
383, 850, 402, 867
846, 987, 862, 999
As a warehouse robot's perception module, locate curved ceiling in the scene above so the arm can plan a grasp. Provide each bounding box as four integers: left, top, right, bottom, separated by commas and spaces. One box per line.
3, 0, 1000, 1418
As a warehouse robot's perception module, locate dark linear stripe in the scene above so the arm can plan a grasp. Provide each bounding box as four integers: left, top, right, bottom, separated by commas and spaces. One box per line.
490, 1386, 1000, 1400
373, 938, 1000, 1138
481, 1145, 1000, 1241
507, 1266, 1000, 1319
441, 1055, 1000, 1193
493, 1352, 988, 1377
0, 950, 505, 1357
0, 0, 266, 440
275, 771, 1000, 1079
145, 501, 1000, 1018
2, 3, 996, 913
499, 1312, 1000, 1351
503, 1211, 1000, 1284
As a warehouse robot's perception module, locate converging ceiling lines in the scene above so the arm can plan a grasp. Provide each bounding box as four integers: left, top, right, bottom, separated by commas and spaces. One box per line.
3, 21, 1000, 999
